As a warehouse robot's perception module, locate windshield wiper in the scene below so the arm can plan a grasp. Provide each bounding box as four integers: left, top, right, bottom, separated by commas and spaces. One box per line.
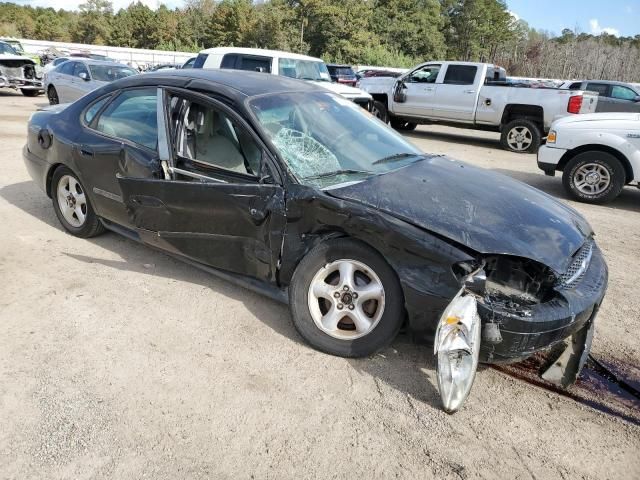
372, 152, 423, 165
303, 169, 374, 181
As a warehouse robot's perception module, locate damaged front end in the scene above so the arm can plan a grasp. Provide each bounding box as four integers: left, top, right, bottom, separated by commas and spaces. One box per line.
434, 239, 607, 412
0, 57, 43, 91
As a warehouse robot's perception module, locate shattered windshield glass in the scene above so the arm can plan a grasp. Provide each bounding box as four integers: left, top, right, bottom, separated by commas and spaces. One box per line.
249, 92, 424, 188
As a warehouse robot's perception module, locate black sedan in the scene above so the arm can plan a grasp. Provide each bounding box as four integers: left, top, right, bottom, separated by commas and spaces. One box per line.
23, 70, 607, 412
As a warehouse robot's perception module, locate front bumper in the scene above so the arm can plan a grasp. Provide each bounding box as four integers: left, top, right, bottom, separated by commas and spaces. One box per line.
478, 243, 608, 363
0, 75, 43, 90
537, 144, 567, 176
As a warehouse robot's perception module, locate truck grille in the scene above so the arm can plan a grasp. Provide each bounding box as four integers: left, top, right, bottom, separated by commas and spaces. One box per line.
559, 239, 593, 288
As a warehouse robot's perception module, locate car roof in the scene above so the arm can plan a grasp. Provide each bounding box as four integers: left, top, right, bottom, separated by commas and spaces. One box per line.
68, 58, 129, 68
110, 68, 324, 99
198, 47, 323, 63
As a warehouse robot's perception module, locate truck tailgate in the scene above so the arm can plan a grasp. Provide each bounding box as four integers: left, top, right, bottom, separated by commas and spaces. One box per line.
578, 91, 599, 114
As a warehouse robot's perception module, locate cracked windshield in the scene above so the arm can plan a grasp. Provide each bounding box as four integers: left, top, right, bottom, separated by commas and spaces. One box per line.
249, 92, 424, 188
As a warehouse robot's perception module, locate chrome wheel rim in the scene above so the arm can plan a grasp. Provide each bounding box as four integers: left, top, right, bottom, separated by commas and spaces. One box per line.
57, 175, 87, 227
574, 163, 611, 195
506, 126, 532, 151
308, 259, 385, 340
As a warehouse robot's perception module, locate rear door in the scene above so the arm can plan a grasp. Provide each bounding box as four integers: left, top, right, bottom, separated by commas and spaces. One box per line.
586, 82, 614, 112
54, 60, 76, 101
75, 87, 161, 227
68, 62, 91, 102
429, 64, 480, 122
117, 88, 285, 281
393, 63, 441, 116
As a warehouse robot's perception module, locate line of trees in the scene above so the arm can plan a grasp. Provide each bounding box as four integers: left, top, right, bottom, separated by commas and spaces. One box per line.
1, 0, 639, 81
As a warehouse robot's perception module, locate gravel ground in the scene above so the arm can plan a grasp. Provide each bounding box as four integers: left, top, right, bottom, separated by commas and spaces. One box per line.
0, 92, 638, 479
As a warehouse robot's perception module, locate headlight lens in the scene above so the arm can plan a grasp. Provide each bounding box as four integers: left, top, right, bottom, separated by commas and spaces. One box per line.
547, 130, 557, 143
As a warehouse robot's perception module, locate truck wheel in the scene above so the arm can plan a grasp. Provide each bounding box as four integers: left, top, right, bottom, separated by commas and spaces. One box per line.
371, 100, 388, 123
390, 118, 417, 131
21, 89, 40, 97
500, 119, 541, 153
562, 151, 625, 204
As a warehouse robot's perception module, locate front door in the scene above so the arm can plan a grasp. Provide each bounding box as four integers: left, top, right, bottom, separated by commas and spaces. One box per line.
392, 64, 441, 117
118, 88, 286, 281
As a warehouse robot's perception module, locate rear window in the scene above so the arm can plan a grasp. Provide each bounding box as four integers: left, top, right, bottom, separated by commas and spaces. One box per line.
329, 67, 355, 76
193, 53, 209, 69
443, 65, 477, 85
586, 83, 609, 96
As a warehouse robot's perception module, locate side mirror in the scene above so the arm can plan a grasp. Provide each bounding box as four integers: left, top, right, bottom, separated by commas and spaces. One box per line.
393, 81, 407, 103
79, 72, 89, 81
634, 95, 640, 102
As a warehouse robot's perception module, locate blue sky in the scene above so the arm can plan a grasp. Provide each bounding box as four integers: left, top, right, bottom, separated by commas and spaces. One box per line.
506, 0, 639, 37
13, 1, 640, 38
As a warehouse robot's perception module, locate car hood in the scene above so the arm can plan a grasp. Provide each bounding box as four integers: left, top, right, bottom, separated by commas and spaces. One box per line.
554, 112, 640, 126
0, 53, 35, 64
327, 156, 592, 273
311, 80, 371, 98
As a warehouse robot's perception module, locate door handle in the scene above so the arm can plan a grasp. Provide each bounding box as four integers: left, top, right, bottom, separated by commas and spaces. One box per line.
424, 87, 434, 91
464, 90, 476, 94
79, 148, 94, 157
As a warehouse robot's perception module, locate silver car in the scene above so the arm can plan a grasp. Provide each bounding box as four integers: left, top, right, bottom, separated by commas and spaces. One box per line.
45, 59, 137, 105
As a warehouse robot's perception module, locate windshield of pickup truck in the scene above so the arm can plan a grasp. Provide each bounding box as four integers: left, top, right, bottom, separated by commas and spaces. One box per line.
250, 91, 424, 188
278, 58, 331, 82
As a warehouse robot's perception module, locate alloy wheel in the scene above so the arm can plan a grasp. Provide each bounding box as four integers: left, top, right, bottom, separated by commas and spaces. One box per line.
506, 126, 533, 151
56, 174, 87, 227
573, 163, 611, 196
307, 259, 385, 340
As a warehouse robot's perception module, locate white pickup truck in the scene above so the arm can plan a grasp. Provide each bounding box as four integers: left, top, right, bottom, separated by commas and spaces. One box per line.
359, 61, 599, 153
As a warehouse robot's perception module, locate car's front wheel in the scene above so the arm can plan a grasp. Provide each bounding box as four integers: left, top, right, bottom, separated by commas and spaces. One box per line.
562, 151, 625, 204
289, 238, 404, 358
51, 166, 105, 238
47, 86, 59, 105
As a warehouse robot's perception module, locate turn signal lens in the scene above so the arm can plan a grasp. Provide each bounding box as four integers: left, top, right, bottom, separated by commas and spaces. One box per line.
547, 130, 557, 143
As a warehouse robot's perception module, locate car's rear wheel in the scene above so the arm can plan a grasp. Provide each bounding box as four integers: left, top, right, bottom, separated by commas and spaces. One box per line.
500, 118, 541, 153
47, 86, 59, 105
390, 117, 417, 131
371, 100, 388, 123
562, 151, 625, 204
51, 166, 105, 238
21, 89, 40, 97
289, 238, 404, 358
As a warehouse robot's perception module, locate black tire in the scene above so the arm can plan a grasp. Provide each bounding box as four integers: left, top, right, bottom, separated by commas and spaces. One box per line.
47, 86, 59, 105
562, 151, 625, 204
371, 100, 388, 123
21, 89, 40, 97
500, 118, 541, 153
289, 238, 404, 358
390, 117, 417, 131
51, 166, 105, 238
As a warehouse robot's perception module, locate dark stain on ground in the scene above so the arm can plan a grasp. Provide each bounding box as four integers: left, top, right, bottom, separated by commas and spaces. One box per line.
492, 353, 640, 426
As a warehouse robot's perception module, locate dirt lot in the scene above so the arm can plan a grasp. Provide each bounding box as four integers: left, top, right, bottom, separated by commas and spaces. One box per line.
1, 91, 638, 479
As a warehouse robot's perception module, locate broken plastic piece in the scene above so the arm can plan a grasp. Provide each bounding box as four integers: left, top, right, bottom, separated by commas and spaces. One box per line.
434, 292, 481, 413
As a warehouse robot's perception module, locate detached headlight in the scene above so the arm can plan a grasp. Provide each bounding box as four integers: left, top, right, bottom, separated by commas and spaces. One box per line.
434, 292, 481, 413
547, 130, 557, 143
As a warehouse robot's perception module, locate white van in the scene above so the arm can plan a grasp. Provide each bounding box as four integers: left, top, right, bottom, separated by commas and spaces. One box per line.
193, 47, 372, 109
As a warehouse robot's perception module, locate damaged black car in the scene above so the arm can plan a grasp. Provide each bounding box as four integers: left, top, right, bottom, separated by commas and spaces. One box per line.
23, 70, 608, 412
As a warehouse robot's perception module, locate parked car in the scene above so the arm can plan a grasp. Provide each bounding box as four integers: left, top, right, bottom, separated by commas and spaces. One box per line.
0, 40, 43, 96
561, 80, 640, 113
326, 64, 357, 86
359, 61, 599, 153
193, 47, 372, 110
538, 112, 640, 203
0, 37, 41, 65
45, 59, 138, 104
23, 69, 607, 412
